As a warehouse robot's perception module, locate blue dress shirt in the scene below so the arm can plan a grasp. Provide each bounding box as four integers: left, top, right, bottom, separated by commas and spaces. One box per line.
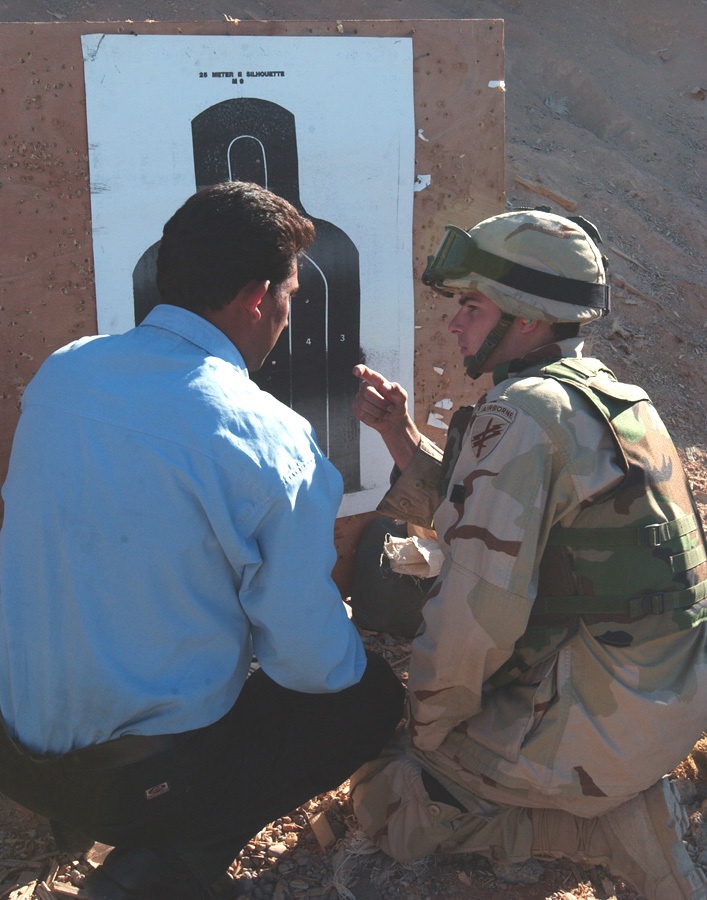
0, 305, 366, 754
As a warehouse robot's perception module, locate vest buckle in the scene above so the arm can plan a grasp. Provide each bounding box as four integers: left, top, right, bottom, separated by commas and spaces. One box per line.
629, 593, 666, 616
640, 524, 663, 547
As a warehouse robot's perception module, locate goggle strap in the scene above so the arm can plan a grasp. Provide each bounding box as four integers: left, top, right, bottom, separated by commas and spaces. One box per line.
424, 229, 610, 315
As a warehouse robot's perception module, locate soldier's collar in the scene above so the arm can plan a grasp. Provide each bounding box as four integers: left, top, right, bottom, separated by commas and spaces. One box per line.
493, 346, 565, 384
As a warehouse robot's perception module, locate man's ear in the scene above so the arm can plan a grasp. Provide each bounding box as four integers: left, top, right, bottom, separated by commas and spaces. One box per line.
240, 279, 270, 322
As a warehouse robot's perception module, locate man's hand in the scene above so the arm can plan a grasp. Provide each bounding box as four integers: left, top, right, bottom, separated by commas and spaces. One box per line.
352, 364, 421, 472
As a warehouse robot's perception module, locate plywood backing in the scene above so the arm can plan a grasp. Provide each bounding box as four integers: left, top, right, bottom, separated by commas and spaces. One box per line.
0, 19, 504, 591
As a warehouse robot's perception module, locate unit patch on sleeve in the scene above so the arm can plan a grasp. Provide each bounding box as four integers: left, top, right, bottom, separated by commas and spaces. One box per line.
468, 402, 517, 461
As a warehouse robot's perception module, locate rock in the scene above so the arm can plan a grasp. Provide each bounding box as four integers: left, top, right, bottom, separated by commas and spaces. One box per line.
493, 858, 545, 884
349, 875, 384, 899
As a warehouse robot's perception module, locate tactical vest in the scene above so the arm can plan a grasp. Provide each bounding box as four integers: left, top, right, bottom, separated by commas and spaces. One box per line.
481, 357, 707, 687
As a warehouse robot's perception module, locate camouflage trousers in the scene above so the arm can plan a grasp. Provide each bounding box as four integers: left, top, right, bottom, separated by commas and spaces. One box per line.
349, 730, 534, 865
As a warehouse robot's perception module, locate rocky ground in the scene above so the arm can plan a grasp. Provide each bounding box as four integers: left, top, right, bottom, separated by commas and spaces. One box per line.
0, 0, 705, 897
1, 647, 705, 900
1, 624, 705, 899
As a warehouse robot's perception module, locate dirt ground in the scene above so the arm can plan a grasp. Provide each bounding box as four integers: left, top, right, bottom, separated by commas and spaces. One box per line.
0, 0, 705, 898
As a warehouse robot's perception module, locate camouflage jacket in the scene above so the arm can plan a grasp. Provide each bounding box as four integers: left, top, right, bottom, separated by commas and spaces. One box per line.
378, 339, 707, 813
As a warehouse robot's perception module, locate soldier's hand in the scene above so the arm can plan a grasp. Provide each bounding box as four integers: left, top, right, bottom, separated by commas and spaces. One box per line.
352, 365, 422, 471
352, 365, 410, 436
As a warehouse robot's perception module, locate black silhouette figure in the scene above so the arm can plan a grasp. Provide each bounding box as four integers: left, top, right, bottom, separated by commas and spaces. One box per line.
133, 98, 361, 492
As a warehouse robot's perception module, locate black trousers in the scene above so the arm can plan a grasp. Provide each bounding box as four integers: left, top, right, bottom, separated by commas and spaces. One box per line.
0, 651, 404, 885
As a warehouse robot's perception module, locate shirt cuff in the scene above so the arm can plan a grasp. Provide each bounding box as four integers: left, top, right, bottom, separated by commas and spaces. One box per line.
376, 437, 443, 527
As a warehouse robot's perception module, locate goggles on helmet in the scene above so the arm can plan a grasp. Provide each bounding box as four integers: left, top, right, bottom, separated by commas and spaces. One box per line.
422, 225, 610, 315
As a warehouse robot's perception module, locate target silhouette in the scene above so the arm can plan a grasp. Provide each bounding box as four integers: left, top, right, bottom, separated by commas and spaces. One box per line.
133, 98, 361, 492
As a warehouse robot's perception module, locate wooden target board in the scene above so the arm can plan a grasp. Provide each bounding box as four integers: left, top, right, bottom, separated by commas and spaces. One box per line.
0, 19, 504, 591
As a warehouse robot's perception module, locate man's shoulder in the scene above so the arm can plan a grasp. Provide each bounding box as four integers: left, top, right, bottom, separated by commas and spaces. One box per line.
204, 370, 322, 479
40, 333, 110, 367
205, 362, 308, 429
22, 334, 112, 401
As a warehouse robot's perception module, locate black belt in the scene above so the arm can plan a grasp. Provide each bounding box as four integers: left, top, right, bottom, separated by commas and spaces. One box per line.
1, 717, 192, 771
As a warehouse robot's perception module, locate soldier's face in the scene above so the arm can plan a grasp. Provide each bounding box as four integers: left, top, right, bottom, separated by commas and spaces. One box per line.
448, 289, 502, 358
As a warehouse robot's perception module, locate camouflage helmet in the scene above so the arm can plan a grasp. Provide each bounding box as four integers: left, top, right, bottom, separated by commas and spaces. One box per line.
422, 208, 610, 324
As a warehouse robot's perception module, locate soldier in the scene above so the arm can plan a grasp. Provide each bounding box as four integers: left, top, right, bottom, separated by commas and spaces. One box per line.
349, 209, 707, 899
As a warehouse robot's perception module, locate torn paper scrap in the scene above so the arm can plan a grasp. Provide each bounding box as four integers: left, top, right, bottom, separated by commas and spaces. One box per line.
426, 411, 448, 430
383, 534, 444, 578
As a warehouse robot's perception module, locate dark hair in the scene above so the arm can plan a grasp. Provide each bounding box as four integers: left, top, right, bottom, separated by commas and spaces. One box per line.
156, 181, 315, 312
551, 321, 581, 341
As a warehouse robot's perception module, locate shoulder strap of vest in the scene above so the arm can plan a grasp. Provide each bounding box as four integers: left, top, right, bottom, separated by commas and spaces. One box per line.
531, 357, 650, 405
438, 404, 476, 497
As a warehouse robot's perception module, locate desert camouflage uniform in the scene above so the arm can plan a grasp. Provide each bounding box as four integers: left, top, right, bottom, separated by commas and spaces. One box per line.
351, 338, 707, 864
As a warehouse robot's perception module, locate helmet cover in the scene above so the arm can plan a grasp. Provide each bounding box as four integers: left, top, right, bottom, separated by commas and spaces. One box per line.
423, 209, 610, 323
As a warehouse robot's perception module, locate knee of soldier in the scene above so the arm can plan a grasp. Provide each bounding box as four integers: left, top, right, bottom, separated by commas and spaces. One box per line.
350, 745, 462, 864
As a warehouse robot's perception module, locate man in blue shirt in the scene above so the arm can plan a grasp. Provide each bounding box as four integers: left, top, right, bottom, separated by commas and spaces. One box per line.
0, 182, 404, 899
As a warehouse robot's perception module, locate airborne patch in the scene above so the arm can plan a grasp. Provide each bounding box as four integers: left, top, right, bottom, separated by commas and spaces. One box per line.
468, 402, 517, 461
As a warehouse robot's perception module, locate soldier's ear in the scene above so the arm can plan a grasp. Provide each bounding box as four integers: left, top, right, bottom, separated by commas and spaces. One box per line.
518, 317, 540, 332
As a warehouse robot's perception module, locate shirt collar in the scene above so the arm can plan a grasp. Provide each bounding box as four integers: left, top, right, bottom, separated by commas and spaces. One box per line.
492, 336, 585, 385
140, 304, 247, 373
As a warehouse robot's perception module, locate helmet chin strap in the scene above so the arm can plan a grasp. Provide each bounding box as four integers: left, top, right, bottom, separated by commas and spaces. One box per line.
463, 312, 515, 379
